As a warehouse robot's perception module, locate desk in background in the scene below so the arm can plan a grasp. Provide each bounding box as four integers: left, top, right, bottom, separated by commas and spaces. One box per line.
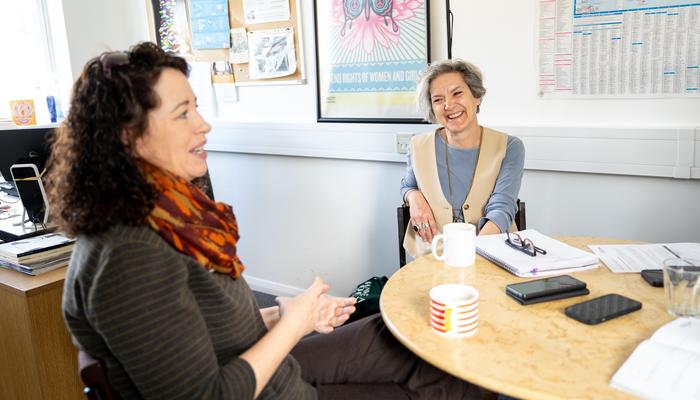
0, 192, 48, 242
0, 266, 82, 399
380, 237, 672, 400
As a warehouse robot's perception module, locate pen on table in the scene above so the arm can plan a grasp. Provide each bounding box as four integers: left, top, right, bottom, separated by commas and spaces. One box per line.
663, 245, 681, 258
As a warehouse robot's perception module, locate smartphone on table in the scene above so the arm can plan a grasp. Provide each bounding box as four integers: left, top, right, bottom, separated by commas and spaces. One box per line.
564, 293, 642, 325
641, 269, 663, 287
506, 275, 589, 305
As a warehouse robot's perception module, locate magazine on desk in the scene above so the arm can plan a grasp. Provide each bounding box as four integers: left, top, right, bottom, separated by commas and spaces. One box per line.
611, 317, 700, 399
475, 229, 599, 278
0, 232, 74, 262
0, 232, 74, 275
0, 256, 70, 275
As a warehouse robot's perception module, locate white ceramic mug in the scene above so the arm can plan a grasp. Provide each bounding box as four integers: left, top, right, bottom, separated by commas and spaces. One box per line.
431, 223, 476, 267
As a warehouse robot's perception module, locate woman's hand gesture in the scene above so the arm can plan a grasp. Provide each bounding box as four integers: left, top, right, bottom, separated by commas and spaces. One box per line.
277, 277, 357, 337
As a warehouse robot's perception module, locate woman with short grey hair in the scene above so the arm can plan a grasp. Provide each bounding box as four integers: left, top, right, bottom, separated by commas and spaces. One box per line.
416, 59, 487, 122
401, 59, 525, 257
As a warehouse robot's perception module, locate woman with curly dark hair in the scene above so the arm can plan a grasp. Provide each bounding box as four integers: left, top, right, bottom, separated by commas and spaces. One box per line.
50, 42, 492, 400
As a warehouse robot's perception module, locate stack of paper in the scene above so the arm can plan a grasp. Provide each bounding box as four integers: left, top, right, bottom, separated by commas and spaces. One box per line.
611, 318, 700, 399
0, 233, 74, 275
475, 229, 599, 277
589, 243, 700, 273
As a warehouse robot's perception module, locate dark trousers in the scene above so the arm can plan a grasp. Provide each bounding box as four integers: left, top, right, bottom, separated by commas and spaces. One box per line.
291, 314, 497, 400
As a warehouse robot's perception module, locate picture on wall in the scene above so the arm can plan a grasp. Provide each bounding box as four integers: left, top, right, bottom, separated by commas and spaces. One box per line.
152, 0, 191, 53
314, 0, 430, 123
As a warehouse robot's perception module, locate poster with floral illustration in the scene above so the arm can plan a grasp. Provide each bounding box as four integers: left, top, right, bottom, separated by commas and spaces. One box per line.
315, 0, 430, 122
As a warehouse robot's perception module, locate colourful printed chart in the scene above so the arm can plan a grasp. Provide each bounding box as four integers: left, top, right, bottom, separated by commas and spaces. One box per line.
538, 0, 700, 97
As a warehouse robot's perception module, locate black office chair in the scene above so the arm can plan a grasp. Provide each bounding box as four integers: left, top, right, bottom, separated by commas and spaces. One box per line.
78, 351, 118, 400
193, 170, 215, 200
397, 199, 526, 268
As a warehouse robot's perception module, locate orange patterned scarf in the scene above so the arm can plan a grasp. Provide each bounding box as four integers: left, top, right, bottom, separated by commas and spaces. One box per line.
142, 162, 245, 279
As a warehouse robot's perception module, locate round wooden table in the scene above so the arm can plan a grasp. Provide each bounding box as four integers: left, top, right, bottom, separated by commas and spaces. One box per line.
380, 237, 672, 400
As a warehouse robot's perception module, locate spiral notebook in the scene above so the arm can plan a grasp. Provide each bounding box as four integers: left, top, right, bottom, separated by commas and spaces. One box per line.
475, 229, 599, 277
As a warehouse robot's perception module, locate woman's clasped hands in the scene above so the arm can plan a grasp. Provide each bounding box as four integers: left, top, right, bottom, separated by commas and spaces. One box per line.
277, 277, 357, 337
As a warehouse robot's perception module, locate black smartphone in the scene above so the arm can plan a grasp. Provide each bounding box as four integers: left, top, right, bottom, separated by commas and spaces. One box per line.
564, 294, 642, 325
641, 269, 663, 287
506, 275, 587, 300
507, 287, 590, 305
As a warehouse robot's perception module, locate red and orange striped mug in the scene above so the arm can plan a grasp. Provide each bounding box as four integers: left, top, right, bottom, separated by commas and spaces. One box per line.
429, 284, 479, 338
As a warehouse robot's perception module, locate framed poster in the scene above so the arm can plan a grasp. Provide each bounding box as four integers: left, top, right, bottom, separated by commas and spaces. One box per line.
314, 0, 430, 123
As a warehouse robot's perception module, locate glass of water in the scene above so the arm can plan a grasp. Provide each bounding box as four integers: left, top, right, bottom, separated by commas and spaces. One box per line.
662, 258, 700, 317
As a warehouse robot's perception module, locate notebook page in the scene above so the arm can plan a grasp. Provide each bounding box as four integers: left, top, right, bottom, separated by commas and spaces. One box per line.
651, 317, 700, 354
611, 318, 700, 399
475, 229, 599, 275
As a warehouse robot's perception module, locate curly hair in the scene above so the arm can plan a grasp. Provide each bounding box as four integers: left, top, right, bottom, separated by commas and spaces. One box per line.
416, 59, 486, 123
46, 42, 190, 236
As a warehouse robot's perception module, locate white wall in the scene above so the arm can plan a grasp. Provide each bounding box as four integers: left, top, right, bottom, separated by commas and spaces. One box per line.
207, 152, 404, 295
61, 0, 151, 79
57, 1, 700, 297
450, 2, 700, 128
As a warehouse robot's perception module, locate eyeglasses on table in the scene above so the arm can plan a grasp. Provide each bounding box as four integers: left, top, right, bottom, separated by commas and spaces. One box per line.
505, 232, 547, 257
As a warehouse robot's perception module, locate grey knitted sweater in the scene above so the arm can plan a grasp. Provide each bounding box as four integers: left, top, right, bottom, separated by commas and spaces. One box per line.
62, 224, 315, 399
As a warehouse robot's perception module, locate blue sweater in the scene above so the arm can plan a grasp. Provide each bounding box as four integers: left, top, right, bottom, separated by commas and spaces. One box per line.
400, 133, 525, 232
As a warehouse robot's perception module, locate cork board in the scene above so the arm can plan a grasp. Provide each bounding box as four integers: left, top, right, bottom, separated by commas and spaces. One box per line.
181, 0, 305, 85
149, 0, 305, 84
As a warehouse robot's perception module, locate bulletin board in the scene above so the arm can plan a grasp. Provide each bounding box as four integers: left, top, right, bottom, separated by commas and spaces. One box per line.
148, 0, 305, 85
227, 0, 304, 84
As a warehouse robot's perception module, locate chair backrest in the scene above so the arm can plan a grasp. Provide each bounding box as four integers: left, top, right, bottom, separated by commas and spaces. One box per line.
195, 170, 215, 200
397, 199, 526, 268
397, 205, 411, 268
515, 199, 526, 231
78, 351, 118, 400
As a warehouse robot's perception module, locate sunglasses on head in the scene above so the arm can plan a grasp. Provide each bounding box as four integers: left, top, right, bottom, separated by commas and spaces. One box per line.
99, 51, 130, 78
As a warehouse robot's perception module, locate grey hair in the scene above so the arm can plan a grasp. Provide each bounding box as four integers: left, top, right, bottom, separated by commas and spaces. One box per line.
415, 59, 486, 123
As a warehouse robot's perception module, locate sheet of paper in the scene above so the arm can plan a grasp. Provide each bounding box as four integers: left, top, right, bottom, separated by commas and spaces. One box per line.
611, 318, 700, 399
589, 243, 700, 273
247, 28, 296, 79
229, 28, 250, 64
652, 317, 700, 354
538, 0, 700, 98
243, 0, 290, 24
188, 62, 217, 119
190, 0, 231, 49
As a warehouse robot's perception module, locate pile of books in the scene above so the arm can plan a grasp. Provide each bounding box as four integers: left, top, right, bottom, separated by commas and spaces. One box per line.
0, 233, 74, 275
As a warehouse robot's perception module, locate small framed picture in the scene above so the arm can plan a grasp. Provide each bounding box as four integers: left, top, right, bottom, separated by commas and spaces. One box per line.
10, 100, 36, 126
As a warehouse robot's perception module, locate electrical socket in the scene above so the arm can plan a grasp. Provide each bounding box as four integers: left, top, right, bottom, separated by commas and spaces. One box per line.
396, 133, 412, 154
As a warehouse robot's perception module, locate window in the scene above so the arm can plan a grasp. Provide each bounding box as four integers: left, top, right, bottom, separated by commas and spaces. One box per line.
0, 0, 71, 124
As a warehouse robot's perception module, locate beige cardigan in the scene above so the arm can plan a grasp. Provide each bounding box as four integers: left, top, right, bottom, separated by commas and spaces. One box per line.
403, 127, 514, 257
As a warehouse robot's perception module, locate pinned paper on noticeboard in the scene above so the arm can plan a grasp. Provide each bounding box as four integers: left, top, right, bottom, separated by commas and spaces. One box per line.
247, 28, 296, 80
211, 61, 235, 83
229, 27, 249, 64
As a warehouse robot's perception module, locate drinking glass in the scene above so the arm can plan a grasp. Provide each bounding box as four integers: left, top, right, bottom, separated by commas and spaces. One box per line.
662, 258, 700, 317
